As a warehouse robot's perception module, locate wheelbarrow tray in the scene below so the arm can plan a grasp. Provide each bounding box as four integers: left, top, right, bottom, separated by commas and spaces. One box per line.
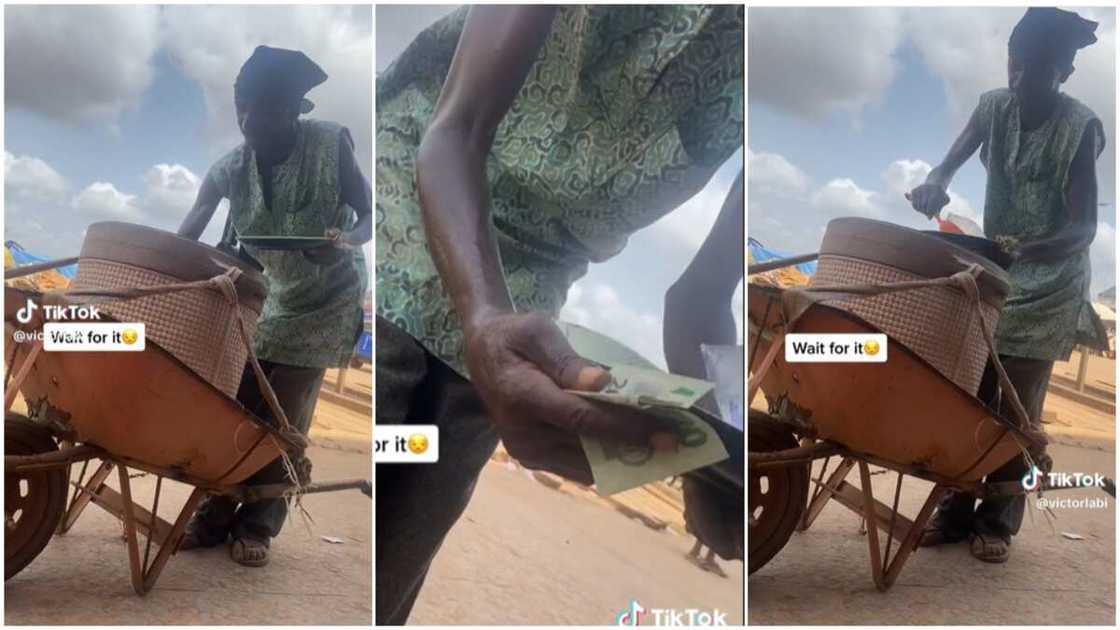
6, 291, 292, 488
749, 283, 1024, 482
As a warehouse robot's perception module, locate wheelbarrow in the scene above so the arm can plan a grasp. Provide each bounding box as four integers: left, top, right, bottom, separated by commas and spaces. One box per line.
747, 248, 1115, 591
4, 262, 371, 595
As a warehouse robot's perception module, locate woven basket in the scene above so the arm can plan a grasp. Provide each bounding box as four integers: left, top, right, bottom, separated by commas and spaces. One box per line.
71, 223, 268, 398
811, 218, 1010, 395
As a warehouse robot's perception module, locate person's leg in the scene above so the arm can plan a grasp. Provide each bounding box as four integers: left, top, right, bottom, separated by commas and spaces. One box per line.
179, 494, 239, 549
920, 490, 976, 545
229, 361, 326, 565
182, 361, 319, 552
375, 317, 499, 626
919, 356, 1013, 546
972, 356, 1053, 560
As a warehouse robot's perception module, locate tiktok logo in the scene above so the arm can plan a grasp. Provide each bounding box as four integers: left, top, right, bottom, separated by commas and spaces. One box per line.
617, 599, 644, 626
1021, 465, 1042, 491
15, 298, 38, 324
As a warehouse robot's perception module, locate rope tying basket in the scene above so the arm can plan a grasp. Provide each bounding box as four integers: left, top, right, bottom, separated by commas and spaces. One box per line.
776, 218, 1047, 466
59, 223, 307, 456
70, 222, 268, 398
811, 218, 1011, 396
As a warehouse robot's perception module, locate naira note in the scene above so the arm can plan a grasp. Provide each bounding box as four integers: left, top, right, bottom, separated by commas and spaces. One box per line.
559, 322, 730, 495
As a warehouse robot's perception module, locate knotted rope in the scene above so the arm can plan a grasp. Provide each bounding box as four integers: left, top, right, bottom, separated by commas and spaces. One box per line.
45, 266, 309, 486
780, 262, 1046, 469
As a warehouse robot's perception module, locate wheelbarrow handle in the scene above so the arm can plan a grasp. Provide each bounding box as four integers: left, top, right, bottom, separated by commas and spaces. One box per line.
748, 253, 819, 275
4, 256, 79, 280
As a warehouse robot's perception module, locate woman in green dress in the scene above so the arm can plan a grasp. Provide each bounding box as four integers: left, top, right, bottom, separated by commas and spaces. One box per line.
377, 6, 742, 622
909, 8, 1105, 563
177, 46, 371, 567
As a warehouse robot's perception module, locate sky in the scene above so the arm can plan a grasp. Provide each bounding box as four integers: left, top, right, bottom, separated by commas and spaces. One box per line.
748, 6, 1117, 297
5, 5, 373, 263
376, 5, 745, 369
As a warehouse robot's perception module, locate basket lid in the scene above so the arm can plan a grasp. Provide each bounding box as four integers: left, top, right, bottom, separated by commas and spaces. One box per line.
820, 218, 1011, 308
79, 222, 268, 308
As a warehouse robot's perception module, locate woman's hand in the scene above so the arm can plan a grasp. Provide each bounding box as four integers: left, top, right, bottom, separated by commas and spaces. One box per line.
906, 183, 951, 219
464, 311, 677, 484
303, 228, 355, 264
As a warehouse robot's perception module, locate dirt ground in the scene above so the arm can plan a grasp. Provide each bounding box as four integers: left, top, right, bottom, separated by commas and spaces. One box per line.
5, 367, 373, 625
409, 458, 745, 626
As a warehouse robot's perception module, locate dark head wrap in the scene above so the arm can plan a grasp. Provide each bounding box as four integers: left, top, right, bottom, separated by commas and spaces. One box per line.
234, 45, 327, 114
1009, 7, 1098, 70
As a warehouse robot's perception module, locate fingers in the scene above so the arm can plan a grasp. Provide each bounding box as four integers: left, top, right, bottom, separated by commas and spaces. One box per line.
502, 425, 594, 485
516, 370, 673, 446
907, 186, 949, 219
513, 313, 609, 391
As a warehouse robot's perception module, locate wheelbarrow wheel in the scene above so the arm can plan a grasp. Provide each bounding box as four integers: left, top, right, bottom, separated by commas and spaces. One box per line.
5, 413, 67, 580
748, 411, 809, 575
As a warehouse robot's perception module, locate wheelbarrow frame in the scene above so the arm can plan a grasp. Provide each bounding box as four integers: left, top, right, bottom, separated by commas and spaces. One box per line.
4, 256, 371, 596
747, 253, 1113, 591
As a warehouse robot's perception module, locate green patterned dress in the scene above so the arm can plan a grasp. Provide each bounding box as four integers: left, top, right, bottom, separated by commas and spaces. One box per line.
376, 5, 744, 375
208, 118, 368, 368
977, 88, 1107, 361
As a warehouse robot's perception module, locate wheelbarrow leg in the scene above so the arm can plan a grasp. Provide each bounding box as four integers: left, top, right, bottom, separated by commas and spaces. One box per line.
857, 462, 947, 591
117, 464, 205, 595
799, 456, 856, 531
58, 459, 115, 534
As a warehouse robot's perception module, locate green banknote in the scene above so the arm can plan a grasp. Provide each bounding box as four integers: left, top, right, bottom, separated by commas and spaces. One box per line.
559, 322, 730, 495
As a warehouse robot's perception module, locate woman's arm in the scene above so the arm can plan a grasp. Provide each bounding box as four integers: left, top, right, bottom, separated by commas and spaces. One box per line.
416, 5, 557, 331
413, 6, 675, 483
177, 173, 224, 240
664, 169, 744, 379
908, 105, 985, 218
1017, 120, 1101, 264
337, 128, 373, 248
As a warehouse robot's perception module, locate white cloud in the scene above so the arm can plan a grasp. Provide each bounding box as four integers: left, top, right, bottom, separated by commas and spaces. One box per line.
5, 5, 160, 124
4, 152, 69, 203
72, 182, 140, 219
142, 163, 202, 222
159, 5, 373, 175
560, 282, 666, 369
747, 149, 809, 198
5, 151, 217, 256
747, 7, 904, 120
748, 148, 986, 253
811, 178, 880, 218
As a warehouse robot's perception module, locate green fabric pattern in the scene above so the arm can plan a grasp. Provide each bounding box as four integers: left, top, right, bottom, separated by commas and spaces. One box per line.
376, 5, 744, 375
209, 118, 367, 368
977, 88, 1106, 361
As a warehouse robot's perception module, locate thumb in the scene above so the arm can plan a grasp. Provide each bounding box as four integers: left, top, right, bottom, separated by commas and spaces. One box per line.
521, 316, 611, 391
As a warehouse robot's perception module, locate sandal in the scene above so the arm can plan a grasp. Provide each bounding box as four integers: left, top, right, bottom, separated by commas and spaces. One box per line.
970, 532, 1010, 563
230, 537, 270, 567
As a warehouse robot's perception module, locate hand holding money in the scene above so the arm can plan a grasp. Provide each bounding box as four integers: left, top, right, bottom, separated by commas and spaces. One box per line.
461, 311, 677, 484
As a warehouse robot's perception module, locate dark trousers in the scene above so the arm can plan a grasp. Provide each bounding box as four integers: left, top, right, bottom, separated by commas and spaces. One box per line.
374, 317, 499, 626
931, 355, 1054, 541
189, 360, 325, 544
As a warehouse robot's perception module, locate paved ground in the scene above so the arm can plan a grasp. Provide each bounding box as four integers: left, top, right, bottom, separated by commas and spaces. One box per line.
409, 459, 745, 626
748, 440, 1115, 625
